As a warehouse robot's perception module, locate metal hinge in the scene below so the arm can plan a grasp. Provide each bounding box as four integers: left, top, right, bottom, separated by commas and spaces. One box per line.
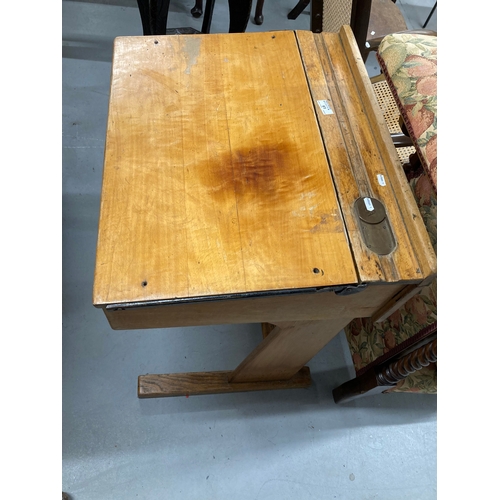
333, 283, 368, 296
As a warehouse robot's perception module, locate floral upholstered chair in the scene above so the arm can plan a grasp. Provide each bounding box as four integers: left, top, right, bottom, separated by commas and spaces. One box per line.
333, 33, 437, 403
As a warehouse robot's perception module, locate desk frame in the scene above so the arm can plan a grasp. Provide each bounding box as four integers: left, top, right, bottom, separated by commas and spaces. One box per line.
94, 27, 436, 399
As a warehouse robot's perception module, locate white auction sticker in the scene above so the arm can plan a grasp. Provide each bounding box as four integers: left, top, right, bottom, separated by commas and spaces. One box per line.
364, 197, 375, 211
317, 100, 334, 115
377, 174, 386, 186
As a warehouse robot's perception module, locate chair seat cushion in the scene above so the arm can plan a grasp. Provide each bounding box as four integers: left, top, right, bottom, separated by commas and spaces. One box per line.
377, 33, 437, 191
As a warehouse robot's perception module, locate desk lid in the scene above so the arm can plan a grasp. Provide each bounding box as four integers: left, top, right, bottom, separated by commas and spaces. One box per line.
93, 28, 435, 307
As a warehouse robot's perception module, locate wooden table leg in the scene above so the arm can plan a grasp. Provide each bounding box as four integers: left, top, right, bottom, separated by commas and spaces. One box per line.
138, 317, 350, 398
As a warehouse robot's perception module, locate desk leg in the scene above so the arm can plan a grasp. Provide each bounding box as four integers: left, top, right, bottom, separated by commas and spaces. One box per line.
229, 318, 350, 383
138, 317, 350, 398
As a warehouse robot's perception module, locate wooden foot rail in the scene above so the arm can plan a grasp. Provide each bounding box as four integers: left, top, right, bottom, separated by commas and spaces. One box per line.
138, 318, 349, 398
138, 367, 312, 398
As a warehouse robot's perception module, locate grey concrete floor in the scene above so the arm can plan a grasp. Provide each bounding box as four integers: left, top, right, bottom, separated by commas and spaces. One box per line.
62, 1, 438, 498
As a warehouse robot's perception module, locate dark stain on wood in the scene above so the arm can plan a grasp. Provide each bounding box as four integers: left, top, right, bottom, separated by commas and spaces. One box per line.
197, 142, 295, 200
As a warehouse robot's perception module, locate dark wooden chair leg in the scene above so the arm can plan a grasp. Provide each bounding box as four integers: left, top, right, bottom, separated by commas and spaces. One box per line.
310, 0, 322, 33
333, 338, 437, 403
254, 0, 265, 25
137, 0, 251, 36
350, 0, 373, 61
202, 0, 251, 34
201, 0, 215, 33
288, 0, 310, 20
136, 0, 171, 35
191, 0, 203, 18
403, 152, 424, 181
228, 0, 252, 33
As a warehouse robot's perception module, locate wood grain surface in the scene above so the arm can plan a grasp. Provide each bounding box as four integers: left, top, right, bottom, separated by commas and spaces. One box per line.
103, 282, 405, 329
229, 317, 350, 382
93, 31, 358, 307
94, 28, 436, 329
138, 366, 312, 397
93, 27, 438, 398
295, 28, 436, 284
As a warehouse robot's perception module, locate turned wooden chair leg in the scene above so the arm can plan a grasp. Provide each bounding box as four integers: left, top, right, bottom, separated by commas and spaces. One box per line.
191, 0, 203, 18
333, 338, 437, 403
254, 0, 265, 25
288, 0, 310, 20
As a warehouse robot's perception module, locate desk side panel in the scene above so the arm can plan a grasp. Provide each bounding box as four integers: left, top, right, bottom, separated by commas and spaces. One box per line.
101, 283, 405, 329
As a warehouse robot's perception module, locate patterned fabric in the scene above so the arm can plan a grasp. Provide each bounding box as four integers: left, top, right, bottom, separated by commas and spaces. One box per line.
346, 283, 437, 372
344, 168, 437, 394
377, 33, 437, 192
410, 171, 437, 252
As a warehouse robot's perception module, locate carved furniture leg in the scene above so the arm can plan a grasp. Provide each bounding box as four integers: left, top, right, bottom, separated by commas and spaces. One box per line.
254, 0, 265, 25
136, 0, 171, 35
191, 0, 203, 18
288, 0, 310, 20
333, 338, 437, 403
138, 318, 350, 397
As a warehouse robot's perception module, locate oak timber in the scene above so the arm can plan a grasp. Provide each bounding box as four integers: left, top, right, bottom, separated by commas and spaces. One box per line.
103, 282, 406, 329
295, 29, 436, 285
94, 28, 438, 399
229, 317, 350, 382
93, 31, 358, 308
138, 366, 312, 397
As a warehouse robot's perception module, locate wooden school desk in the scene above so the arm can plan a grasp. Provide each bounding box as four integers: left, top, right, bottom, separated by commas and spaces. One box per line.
93, 26, 436, 398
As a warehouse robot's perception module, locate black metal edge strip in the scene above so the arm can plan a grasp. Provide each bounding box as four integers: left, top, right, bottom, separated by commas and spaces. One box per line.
105, 283, 365, 311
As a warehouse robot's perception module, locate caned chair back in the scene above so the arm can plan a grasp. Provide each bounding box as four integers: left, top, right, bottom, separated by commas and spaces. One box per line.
322, 0, 353, 33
